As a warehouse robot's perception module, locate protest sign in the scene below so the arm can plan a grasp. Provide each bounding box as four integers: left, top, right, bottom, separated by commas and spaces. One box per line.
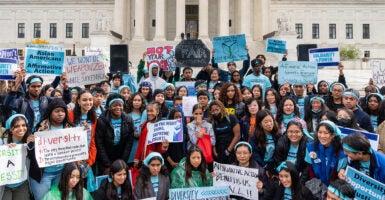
266, 38, 287, 54
345, 166, 385, 200
182, 96, 198, 117
339, 126, 379, 150
0, 144, 28, 186
175, 81, 196, 96
25, 48, 64, 75
213, 162, 259, 199
309, 47, 340, 67
147, 119, 183, 145
65, 55, 107, 87
0, 48, 18, 80
146, 46, 176, 71
278, 61, 318, 85
26, 44, 64, 51
34, 127, 89, 168
169, 185, 230, 200
175, 40, 210, 67
212, 34, 247, 63
371, 60, 385, 87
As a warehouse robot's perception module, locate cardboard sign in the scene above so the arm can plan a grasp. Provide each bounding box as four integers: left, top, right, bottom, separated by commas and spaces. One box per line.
345, 166, 385, 200
65, 55, 108, 87
371, 60, 385, 87
25, 48, 64, 75
0, 48, 19, 80
339, 126, 379, 150
212, 34, 247, 63
0, 144, 28, 186
169, 186, 230, 200
181, 96, 198, 117
175, 40, 210, 67
147, 119, 183, 144
213, 162, 259, 200
34, 127, 89, 168
146, 46, 176, 71
266, 38, 287, 54
309, 47, 340, 67
278, 61, 318, 85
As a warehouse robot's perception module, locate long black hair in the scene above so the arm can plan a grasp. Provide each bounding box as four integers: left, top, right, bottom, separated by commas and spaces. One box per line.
278, 161, 306, 200
137, 156, 168, 188
73, 90, 96, 125
58, 163, 84, 200
4, 116, 30, 144
185, 147, 208, 186
106, 159, 132, 200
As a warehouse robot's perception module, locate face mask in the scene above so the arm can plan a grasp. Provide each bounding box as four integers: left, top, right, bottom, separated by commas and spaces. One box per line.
338, 118, 352, 127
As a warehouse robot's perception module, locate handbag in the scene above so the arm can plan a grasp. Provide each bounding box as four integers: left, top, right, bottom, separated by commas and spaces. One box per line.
196, 133, 213, 163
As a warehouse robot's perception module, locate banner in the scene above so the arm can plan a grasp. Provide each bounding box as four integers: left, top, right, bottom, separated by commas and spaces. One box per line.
26, 44, 64, 51
338, 126, 379, 150
146, 46, 176, 71
278, 61, 318, 85
0, 144, 28, 186
266, 38, 286, 54
65, 55, 107, 87
309, 47, 340, 67
181, 96, 198, 117
169, 186, 230, 200
147, 119, 183, 144
34, 127, 89, 168
175, 81, 196, 96
212, 34, 247, 63
371, 60, 385, 87
213, 162, 259, 200
175, 40, 210, 67
0, 48, 19, 80
25, 48, 64, 75
345, 166, 385, 200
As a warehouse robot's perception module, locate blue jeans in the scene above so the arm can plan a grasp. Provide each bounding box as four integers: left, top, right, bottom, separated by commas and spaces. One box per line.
29, 171, 61, 200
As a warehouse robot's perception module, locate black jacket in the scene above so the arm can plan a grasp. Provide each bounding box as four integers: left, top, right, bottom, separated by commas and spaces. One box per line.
263, 181, 315, 200
95, 111, 134, 170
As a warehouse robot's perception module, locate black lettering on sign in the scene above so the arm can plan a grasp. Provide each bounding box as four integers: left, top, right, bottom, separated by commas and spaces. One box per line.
175, 39, 210, 67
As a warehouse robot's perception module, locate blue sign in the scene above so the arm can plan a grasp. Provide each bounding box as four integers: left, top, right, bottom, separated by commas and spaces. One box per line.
278, 61, 318, 85
25, 48, 64, 75
266, 38, 286, 54
339, 126, 379, 150
169, 186, 230, 200
345, 166, 385, 200
213, 34, 247, 63
0, 48, 18, 61
26, 44, 64, 51
309, 47, 340, 67
0, 49, 18, 80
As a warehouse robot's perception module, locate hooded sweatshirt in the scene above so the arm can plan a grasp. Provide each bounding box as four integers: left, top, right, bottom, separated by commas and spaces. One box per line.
143, 63, 166, 91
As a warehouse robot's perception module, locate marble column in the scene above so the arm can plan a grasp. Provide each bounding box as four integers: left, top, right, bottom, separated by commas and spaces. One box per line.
238, 0, 251, 39
199, 0, 209, 39
175, 0, 186, 40
133, 0, 145, 41
154, 0, 166, 41
218, 0, 229, 36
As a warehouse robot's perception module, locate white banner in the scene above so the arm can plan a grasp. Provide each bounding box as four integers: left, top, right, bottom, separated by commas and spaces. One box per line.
0, 144, 28, 186
146, 119, 183, 145
35, 127, 89, 168
65, 55, 107, 87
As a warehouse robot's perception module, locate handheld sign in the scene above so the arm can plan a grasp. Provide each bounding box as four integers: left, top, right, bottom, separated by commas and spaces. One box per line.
345, 166, 385, 200
169, 186, 230, 200
338, 126, 379, 150
0, 144, 28, 186
147, 119, 183, 145
65, 55, 108, 87
309, 47, 340, 67
34, 127, 89, 168
371, 60, 385, 87
25, 47, 64, 75
146, 46, 176, 71
213, 162, 259, 200
175, 40, 210, 67
266, 38, 287, 54
212, 34, 247, 63
0, 48, 18, 80
175, 81, 196, 96
181, 96, 198, 117
26, 44, 64, 51
278, 61, 318, 85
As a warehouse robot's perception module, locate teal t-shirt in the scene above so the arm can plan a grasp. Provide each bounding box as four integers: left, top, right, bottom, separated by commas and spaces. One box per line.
284, 188, 292, 200
360, 160, 370, 176
151, 176, 159, 197
31, 100, 40, 128
287, 144, 299, 165
264, 134, 275, 162
111, 118, 122, 145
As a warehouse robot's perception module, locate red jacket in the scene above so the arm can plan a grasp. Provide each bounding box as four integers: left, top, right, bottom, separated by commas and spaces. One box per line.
134, 120, 167, 161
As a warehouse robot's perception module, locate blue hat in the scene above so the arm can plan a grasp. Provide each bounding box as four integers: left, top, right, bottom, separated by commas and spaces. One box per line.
6, 114, 28, 130
139, 81, 152, 88
144, 68, 149, 74
118, 85, 130, 93
143, 152, 164, 167
161, 83, 174, 91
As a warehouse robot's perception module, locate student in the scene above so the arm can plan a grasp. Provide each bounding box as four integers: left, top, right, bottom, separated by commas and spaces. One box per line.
134, 152, 170, 200
231, 70, 243, 89
325, 179, 355, 200
325, 82, 346, 112
95, 94, 134, 175
29, 98, 75, 200
162, 83, 175, 108
138, 81, 152, 104
170, 147, 213, 188
94, 159, 133, 200
196, 90, 210, 120
263, 161, 315, 200
242, 59, 272, 99
176, 86, 188, 97
240, 98, 262, 142
336, 107, 362, 130
304, 96, 329, 136
363, 93, 384, 131
1, 114, 31, 200
42, 163, 93, 200
110, 74, 123, 94
264, 88, 280, 118
219, 82, 246, 120
152, 89, 170, 120
143, 63, 167, 91
241, 87, 253, 102
276, 97, 307, 134
342, 90, 373, 132
91, 87, 106, 118
252, 84, 263, 102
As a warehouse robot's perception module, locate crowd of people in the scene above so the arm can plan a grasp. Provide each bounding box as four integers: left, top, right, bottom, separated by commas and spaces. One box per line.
1, 48, 385, 200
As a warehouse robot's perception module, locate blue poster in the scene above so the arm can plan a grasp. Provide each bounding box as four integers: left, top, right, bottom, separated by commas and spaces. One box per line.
266, 38, 286, 54
25, 48, 64, 75
26, 44, 64, 51
169, 186, 230, 200
212, 34, 247, 63
0, 49, 18, 80
309, 47, 340, 67
345, 166, 385, 200
278, 61, 318, 85
0, 48, 18, 61
338, 126, 379, 150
